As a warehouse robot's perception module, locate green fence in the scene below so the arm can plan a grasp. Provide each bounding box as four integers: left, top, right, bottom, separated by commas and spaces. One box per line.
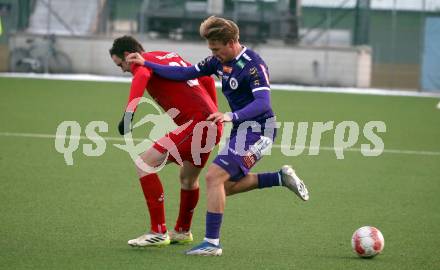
2, 0, 439, 89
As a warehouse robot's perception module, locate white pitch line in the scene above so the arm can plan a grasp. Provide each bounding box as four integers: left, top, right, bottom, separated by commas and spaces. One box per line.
1, 131, 439, 157
0, 132, 142, 142
0, 73, 131, 83
270, 145, 440, 156
1, 72, 440, 98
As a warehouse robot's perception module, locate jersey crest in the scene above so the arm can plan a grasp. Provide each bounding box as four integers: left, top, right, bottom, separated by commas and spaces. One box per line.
229, 77, 239, 89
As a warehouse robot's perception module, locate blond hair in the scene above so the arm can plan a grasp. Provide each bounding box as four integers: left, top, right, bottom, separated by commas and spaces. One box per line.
199, 16, 239, 44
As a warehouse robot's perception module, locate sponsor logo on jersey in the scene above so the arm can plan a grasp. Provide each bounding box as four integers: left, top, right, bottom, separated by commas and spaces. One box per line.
249, 67, 260, 86
242, 53, 252, 61
243, 136, 273, 168
229, 77, 238, 89
249, 67, 258, 76
236, 60, 245, 69
155, 52, 179, 60
222, 65, 232, 73
249, 136, 273, 160
243, 152, 257, 169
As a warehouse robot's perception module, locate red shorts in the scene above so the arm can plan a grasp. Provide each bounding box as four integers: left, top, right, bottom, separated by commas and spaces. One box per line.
153, 119, 222, 168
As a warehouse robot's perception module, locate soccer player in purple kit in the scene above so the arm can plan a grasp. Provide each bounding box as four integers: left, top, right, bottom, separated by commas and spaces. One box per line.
127, 16, 310, 256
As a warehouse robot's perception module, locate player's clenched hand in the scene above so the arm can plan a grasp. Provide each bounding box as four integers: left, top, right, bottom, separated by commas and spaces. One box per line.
207, 112, 232, 123
126, 53, 145, 65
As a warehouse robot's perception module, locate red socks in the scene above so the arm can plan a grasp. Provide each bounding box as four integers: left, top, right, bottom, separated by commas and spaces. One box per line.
175, 188, 199, 232
139, 174, 167, 234
139, 175, 199, 234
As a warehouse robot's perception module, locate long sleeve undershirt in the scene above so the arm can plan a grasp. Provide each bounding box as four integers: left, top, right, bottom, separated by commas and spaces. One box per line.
141, 60, 271, 122
232, 90, 271, 122
143, 61, 201, 81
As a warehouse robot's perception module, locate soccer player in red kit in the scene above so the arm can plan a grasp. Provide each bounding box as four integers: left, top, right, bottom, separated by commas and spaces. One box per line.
109, 36, 222, 247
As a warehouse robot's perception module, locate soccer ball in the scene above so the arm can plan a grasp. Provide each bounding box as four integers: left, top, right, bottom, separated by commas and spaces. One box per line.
351, 226, 384, 258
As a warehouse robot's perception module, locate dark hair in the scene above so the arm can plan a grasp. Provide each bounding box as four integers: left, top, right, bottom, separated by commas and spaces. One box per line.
109, 35, 144, 59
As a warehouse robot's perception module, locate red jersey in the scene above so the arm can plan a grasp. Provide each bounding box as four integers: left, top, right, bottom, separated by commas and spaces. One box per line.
126, 51, 218, 126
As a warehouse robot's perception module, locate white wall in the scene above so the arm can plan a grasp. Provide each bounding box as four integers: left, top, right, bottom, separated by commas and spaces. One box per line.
9, 34, 371, 87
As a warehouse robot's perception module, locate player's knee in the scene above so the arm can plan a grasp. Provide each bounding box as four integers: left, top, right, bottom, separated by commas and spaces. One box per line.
179, 174, 199, 189
205, 166, 224, 189
205, 171, 215, 187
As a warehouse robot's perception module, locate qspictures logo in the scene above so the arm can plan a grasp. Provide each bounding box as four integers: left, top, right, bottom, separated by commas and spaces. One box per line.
54, 97, 386, 172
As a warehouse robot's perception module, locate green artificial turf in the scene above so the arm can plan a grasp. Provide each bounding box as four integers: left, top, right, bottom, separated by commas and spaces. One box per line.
0, 77, 439, 269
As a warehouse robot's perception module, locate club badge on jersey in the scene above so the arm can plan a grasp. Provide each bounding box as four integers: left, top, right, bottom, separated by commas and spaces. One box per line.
229, 77, 238, 90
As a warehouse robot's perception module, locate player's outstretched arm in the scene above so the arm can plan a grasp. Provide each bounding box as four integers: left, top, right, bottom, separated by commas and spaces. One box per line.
230, 90, 272, 122
126, 52, 201, 81
207, 111, 233, 123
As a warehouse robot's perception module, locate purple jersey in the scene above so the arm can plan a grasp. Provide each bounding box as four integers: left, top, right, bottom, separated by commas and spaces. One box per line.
195, 47, 275, 129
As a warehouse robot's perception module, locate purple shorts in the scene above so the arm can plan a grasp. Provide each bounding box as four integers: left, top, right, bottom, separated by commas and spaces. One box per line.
213, 130, 275, 181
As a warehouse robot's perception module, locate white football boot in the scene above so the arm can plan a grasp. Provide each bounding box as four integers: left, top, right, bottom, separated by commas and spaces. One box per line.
169, 230, 193, 245
185, 241, 223, 256
281, 165, 310, 201
127, 231, 170, 247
